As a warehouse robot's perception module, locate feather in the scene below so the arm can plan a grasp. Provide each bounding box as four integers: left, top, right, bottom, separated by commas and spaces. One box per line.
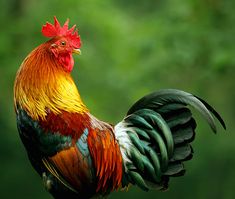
145, 129, 169, 171
143, 144, 162, 179
127, 89, 226, 133
116, 89, 225, 191
42, 158, 78, 193
142, 156, 161, 183
87, 127, 123, 193
173, 125, 195, 145
163, 163, 185, 176
128, 171, 149, 191
129, 147, 145, 172
126, 114, 153, 130
128, 131, 145, 154
134, 109, 174, 157
170, 144, 193, 162
132, 127, 151, 141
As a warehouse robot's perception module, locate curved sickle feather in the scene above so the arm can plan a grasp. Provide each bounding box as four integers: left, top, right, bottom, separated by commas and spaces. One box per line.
127, 89, 226, 133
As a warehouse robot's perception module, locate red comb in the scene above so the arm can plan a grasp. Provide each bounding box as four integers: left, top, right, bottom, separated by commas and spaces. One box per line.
42, 16, 81, 48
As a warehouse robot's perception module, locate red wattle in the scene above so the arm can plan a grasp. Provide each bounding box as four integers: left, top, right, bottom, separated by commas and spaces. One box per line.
58, 53, 74, 72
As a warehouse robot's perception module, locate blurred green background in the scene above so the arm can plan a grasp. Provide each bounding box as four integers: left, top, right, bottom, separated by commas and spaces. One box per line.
0, 0, 234, 198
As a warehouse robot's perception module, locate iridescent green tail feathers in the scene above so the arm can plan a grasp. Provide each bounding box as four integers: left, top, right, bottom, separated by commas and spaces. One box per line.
115, 89, 226, 191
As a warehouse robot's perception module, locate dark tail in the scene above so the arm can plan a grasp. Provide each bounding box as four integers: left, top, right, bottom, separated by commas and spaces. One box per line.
116, 89, 226, 191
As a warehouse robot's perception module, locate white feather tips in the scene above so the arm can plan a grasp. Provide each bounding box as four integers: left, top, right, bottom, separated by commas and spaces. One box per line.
114, 121, 134, 171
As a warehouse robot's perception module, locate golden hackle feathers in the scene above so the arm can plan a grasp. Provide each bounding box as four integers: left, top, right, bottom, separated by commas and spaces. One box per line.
14, 43, 88, 120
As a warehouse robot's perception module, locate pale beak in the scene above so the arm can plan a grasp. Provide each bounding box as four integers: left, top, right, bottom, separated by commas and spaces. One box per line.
72, 49, 81, 55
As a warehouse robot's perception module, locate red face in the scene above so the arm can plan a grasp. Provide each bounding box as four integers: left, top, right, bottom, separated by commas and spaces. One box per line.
49, 37, 80, 72
42, 17, 81, 72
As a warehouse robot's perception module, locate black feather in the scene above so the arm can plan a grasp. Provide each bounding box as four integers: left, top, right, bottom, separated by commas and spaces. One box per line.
121, 89, 225, 191
127, 89, 225, 133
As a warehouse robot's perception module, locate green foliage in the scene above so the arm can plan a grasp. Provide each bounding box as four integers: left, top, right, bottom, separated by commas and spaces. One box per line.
0, 0, 234, 198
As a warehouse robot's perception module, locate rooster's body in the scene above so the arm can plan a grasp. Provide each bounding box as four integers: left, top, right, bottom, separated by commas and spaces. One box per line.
14, 17, 225, 199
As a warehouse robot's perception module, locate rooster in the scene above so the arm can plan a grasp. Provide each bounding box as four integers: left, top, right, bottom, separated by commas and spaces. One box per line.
14, 17, 226, 199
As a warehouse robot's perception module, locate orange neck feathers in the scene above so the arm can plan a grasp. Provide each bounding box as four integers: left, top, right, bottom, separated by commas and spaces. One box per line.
14, 42, 88, 120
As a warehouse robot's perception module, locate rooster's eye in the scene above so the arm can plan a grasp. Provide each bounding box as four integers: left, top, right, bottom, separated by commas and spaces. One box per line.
61, 41, 66, 46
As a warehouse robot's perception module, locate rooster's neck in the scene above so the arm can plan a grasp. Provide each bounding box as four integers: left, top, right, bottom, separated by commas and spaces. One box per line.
14, 44, 88, 120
